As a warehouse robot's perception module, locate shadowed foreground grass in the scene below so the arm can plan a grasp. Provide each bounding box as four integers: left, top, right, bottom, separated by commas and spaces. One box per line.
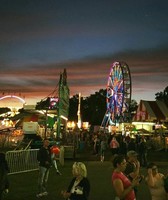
4, 149, 168, 200
5, 161, 114, 200
3, 159, 156, 200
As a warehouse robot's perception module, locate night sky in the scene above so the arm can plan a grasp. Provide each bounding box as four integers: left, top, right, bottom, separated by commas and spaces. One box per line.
0, 0, 168, 106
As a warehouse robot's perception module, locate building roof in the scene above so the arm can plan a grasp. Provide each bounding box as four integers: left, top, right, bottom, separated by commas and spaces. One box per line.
133, 100, 168, 122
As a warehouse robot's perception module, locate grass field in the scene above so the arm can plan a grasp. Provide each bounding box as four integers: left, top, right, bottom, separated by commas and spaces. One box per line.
5, 160, 115, 200
3, 149, 168, 200
2, 160, 153, 200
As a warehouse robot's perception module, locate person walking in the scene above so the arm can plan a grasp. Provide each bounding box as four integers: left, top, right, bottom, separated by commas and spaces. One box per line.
50, 145, 62, 175
138, 137, 148, 167
0, 152, 9, 200
100, 137, 107, 162
93, 135, 100, 156
36, 139, 52, 198
145, 162, 167, 200
112, 155, 140, 200
110, 136, 120, 156
61, 162, 90, 200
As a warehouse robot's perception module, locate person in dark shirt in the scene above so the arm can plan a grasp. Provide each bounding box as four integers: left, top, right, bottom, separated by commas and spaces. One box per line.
124, 150, 141, 198
138, 137, 147, 167
36, 139, 52, 198
0, 152, 9, 200
61, 162, 90, 200
127, 139, 137, 152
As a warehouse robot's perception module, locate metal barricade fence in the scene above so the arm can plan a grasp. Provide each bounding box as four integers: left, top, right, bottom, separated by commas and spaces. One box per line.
6, 147, 64, 175
6, 149, 39, 175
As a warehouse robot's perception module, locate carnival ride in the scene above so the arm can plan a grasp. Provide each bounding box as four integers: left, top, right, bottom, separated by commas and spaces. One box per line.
0, 69, 70, 151
0, 95, 26, 104
102, 61, 132, 127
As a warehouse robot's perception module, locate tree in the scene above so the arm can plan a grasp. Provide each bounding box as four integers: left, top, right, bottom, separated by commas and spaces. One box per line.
68, 89, 106, 125
127, 99, 138, 121
0, 107, 11, 115
81, 89, 106, 125
68, 94, 79, 121
155, 86, 168, 102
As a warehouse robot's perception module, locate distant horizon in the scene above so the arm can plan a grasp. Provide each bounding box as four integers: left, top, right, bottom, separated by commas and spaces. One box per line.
0, 85, 163, 109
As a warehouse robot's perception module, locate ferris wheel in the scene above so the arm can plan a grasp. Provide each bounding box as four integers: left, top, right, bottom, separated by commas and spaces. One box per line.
103, 61, 132, 126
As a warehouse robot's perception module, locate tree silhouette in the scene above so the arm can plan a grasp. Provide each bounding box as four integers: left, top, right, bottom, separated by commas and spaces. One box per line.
155, 86, 168, 102
0, 107, 11, 115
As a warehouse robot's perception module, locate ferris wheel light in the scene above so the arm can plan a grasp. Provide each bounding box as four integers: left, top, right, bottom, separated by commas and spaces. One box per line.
105, 61, 131, 126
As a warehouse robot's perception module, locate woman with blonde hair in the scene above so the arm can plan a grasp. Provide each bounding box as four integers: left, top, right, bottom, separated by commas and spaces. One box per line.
61, 162, 90, 200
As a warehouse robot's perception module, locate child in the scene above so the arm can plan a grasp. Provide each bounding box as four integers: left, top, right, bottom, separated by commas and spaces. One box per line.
50, 145, 62, 175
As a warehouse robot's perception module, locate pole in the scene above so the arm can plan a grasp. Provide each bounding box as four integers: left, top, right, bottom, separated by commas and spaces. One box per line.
44, 110, 48, 139
57, 104, 61, 139
77, 93, 82, 129
57, 73, 62, 139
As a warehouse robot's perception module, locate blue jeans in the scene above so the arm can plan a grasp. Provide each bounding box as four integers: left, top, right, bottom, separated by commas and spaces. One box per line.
37, 166, 50, 193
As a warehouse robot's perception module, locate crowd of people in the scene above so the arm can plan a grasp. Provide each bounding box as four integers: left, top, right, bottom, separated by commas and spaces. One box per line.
34, 135, 168, 200
86, 131, 168, 200
112, 153, 168, 200
91, 131, 148, 166
0, 134, 168, 200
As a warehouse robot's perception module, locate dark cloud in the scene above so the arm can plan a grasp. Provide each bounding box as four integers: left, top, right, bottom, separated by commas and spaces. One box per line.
0, 0, 168, 105
1, 45, 167, 104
